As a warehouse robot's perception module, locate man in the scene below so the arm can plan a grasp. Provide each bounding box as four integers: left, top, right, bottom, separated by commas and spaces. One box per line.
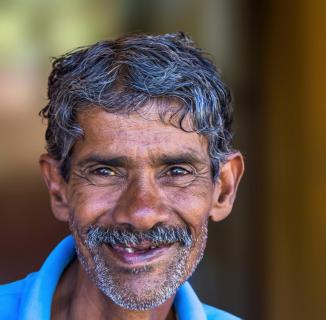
0, 32, 244, 319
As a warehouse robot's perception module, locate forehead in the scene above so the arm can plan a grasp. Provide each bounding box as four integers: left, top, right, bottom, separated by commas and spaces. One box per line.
74, 106, 209, 161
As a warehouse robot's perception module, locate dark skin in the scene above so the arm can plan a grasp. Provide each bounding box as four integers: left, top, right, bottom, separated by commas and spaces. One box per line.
40, 105, 244, 320
51, 260, 176, 320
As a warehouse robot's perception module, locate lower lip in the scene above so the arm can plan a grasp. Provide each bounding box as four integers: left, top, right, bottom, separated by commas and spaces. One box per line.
105, 244, 173, 266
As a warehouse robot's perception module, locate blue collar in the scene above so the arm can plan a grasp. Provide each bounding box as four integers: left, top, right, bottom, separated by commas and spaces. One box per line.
18, 235, 207, 320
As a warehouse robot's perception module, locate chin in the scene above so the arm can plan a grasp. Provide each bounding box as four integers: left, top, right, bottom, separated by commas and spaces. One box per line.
73, 221, 208, 310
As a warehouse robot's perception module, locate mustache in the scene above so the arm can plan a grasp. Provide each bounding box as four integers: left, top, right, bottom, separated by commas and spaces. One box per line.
85, 224, 193, 248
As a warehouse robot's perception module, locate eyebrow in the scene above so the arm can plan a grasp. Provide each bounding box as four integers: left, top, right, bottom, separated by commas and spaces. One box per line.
151, 152, 205, 166
76, 151, 206, 168
76, 155, 131, 168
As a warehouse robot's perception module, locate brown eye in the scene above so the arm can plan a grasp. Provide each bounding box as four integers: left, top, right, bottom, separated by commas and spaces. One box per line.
167, 167, 191, 176
92, 167, 116, 176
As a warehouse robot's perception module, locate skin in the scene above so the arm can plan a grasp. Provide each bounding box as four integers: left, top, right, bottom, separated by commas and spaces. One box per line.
40, 104, 244, 320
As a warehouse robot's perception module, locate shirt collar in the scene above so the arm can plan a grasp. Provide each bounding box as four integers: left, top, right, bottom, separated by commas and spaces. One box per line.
19, 235, 206, 320
174, 281, 207, 320
19, 235, 75, 320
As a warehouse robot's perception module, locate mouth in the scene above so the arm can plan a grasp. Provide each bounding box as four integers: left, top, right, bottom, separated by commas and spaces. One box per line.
104, 242, 174, 266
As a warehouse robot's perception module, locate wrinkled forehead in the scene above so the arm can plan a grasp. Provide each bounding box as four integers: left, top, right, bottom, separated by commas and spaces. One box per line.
79, 97, 196, 133
74, 101, 209, 161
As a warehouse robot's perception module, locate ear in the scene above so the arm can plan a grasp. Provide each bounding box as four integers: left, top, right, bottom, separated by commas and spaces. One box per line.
209, 152, 244, 222
39, 154, 70, 222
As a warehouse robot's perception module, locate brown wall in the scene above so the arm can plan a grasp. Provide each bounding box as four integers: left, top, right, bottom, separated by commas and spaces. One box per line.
260, 1, 326, 318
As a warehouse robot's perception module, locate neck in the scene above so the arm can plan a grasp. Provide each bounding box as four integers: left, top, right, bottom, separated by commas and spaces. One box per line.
51, 259, 176, 320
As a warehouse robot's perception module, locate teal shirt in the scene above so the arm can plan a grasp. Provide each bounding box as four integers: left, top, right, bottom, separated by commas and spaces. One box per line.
0, 236, 241, 320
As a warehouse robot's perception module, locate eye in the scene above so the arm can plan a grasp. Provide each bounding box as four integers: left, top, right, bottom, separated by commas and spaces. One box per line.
91, 167, 116, 176
160, 165, 196, 187
166, 166, 192, 176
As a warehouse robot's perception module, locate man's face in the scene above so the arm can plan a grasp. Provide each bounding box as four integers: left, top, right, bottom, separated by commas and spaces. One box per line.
55, 105, 221, 310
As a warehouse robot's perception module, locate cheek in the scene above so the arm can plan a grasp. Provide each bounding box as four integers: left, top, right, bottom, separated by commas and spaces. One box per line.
67, 186, 120, 229
164, 183, 214, 231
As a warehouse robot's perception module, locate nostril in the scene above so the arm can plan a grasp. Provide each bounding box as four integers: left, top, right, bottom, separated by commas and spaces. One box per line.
112, 203, 170, 231
53, 193, 62, 202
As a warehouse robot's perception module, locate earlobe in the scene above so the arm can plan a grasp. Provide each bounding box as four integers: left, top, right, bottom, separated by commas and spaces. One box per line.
39, 154, 70, 222
209, 152, 244, 222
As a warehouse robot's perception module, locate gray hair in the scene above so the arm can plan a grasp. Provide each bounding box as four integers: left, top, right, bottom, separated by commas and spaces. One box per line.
40, 32, 234, 180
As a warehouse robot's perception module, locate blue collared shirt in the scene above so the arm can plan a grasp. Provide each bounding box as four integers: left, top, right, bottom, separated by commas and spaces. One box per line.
0, 236, 240, 319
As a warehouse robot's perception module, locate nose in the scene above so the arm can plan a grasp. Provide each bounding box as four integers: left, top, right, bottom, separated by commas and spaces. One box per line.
111, 176, 170, 230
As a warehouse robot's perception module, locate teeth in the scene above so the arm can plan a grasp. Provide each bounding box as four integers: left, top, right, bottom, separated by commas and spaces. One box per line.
122, 245, 157, 253
125, 247, 134, 253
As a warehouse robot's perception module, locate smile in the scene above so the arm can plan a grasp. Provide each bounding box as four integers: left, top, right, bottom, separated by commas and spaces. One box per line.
105, 242, 174, 266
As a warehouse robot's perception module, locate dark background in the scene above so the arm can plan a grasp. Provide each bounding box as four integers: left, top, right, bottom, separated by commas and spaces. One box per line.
0, 1, 325, 319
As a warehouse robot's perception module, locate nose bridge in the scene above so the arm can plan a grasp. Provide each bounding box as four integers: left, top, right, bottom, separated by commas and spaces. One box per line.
111, 173, 169, 230
129, 176, 158, 211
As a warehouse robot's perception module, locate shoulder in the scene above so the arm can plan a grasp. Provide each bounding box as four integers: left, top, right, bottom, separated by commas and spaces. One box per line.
0, 273, 37, 319
202, 303, 242, 320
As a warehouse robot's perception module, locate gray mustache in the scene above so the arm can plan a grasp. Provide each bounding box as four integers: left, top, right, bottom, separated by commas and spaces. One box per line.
86, 224, 193, 248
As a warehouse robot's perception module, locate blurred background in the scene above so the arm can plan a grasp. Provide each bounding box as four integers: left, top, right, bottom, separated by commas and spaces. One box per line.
0, 0, 325, 319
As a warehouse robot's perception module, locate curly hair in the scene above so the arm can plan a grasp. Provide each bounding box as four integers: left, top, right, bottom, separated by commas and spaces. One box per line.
40, 32, 234, 180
